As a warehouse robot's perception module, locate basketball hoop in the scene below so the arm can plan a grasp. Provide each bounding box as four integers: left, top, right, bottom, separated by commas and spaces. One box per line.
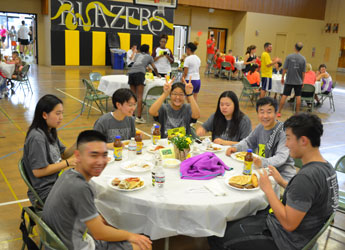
157, 5, 165, 15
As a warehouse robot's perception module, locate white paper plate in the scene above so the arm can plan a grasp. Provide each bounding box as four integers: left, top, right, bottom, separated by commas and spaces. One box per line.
201, 144, 225, 153
108, 176, 145, 192
231, 152, 260, 162
119, 161, 153, 173
224, 174, 260, 191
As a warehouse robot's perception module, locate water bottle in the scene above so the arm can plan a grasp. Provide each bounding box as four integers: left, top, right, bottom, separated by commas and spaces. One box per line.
151, 123, 157, 134
151, 152, 160, 187
155, 165, 165, 196
128, 137, 136, 159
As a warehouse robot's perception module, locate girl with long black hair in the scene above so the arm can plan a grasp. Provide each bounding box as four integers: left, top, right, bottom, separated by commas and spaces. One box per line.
23, 94, 76, 204
196, 91, 252, 145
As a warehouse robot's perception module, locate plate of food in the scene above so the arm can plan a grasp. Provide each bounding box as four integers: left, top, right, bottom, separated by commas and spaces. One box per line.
109, 176, 145, 191
202, 144, 225, 152
231, 151, 260, 162
225, 173, 259, 191
147, 145, 166, 153
119, 161, 152, 172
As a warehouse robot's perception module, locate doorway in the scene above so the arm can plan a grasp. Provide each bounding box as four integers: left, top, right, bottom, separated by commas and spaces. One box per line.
173, 25, 189, 61
274, 33, 287, 62
208, 28, 228, 54
0, 12, 37, 64
337, 37, 345, 72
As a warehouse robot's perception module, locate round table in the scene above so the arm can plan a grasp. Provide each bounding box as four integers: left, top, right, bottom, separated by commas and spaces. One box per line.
90, 141, 278, 240
271, 74, 322, 94
234, 61, 245, 71
0, 62, 15, 78
98, 75, 166, 99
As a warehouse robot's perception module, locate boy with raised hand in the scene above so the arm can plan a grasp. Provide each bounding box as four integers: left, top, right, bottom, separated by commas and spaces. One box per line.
43, 130, 152, 250
209, 113, 338, 250
226, 97, 295, 181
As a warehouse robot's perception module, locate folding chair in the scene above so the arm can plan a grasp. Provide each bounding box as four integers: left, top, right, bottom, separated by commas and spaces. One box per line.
80, 79, 109, 118
22, 206, 68, 250
89, 72, 102, 90
334, 155, 345, 215
143, 86, 164, 122
13, 64, 33, 94
239, 77, 260, 107
317, 81, 336, 112
220, 62, 232, 80
295, 84, 315, 112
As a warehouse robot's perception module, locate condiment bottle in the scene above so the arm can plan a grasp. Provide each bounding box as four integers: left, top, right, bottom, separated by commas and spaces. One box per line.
113, 136, 122, 161
135, 131, 143, 155
243, 149, 253, 175
152, 125, 161, 145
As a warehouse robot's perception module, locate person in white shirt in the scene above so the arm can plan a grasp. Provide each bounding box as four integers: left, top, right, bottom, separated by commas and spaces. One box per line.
183, 42, 201, 101
17, 21, 30, 57
152, 34, 174, 77
126, 45, 137, 67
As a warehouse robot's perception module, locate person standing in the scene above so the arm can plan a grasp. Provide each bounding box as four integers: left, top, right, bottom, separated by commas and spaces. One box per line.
8, 26, 17, 51
152, 34, 174, 77
260, 42, 281, 98
126, 44, 137, 68
205, 33, 216, 74
0, 25, 8, 49
17, 21, 29, 58
277, 42, 306, 117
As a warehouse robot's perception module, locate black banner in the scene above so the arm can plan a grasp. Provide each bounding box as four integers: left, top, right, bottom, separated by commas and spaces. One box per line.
51, 0, 174, 35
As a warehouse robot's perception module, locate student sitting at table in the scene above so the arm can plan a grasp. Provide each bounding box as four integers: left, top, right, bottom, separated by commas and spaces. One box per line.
272, 61, 283, 74
246, 64, 261, 87
196, 91, 251, 146
94, 88, 136, 149
42, 130, 152, 250
149, 77, 200, 138
5, 51, 20, 64
23, 95, 76, 205
224, 50, 238, 78
315, 64, 333, 106
214, 52, 224, 78
128, 44, 159, 124
226, 97, 296, 181
209, 113, 338, 250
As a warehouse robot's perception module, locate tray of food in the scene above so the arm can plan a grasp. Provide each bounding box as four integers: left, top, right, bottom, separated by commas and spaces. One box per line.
225, 173, 259, 191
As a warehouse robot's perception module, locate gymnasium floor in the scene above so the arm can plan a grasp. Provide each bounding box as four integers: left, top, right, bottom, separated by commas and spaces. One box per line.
0, 64, 344, 249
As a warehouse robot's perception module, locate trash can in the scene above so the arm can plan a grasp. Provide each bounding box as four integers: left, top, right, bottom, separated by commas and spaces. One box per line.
110, 49, 126, 69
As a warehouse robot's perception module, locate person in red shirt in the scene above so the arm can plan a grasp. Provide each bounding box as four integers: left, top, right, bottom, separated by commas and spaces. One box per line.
214, 52, 224, 78
224, 50, 239, 78
246, 64, 260, 87
206, 34, 216, 74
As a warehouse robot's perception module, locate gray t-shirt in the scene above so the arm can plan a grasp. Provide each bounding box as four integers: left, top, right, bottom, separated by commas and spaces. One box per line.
235, 122, 296, 181
43, 169, 99, 250
154, 103, 196, 138
267, 161, 338, 250
93, 112, 135, 142
23, 128, 66, 204
202, 113, 252, 142
283, 53, 306, 85
128, 53, 154, 74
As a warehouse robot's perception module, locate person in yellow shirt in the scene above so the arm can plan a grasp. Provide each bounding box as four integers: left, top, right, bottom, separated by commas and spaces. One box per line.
260, 42, 281, 98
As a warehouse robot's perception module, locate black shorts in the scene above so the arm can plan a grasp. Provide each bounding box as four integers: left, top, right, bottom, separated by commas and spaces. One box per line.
283, 84, 302, 96
261, 77, 272, 91
1, 36, 5, 42
128, 72, 145, 86
20, 39, 29, 45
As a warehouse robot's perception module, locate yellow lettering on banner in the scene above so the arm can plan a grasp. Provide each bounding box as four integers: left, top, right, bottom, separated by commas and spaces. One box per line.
141, 34, 153, 54
118, 33, 130, 52
92, 31, 106, 66
65, 30, 79, 65
167, 35, 174, 53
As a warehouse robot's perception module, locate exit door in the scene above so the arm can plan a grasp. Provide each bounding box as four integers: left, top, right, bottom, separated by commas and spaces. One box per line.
208, 28, 227, 54
337, 37, 345, 71
274, 34, 287, 62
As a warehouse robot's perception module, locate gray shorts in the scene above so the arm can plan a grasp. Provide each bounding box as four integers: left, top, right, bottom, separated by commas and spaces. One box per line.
95, 240, 133, 250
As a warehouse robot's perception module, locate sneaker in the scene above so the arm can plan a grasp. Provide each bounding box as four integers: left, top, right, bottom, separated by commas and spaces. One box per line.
135, 117, 146, 124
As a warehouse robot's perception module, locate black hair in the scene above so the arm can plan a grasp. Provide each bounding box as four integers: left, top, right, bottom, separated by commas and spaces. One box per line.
319, 64, 327, 70
210, 34, 214, 37
112, 88, 137, 109
160, 34, 168, 41
77, 130, 107, 149
12, 51, 19, 56
212, 91, 244, 140
22, 20, 25, 25
264, 42, 272, 49
27, 94, 63, 144
249, 64, 258, 74
246, 45, 256, 54
256, 97, 278, 112
171, 82, 186, 95
295, 42, 303, 52
139, 44, 149, 54
284, 113, 323, 147
186, 42, 197, 52
228, 50, 232, 53
277, 62, 282, 68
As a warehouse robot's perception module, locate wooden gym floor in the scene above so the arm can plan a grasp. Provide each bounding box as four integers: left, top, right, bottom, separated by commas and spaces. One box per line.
0, 64, 344, 249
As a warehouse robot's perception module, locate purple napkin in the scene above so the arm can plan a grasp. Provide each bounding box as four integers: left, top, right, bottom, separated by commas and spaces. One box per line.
180, 152, 230, 180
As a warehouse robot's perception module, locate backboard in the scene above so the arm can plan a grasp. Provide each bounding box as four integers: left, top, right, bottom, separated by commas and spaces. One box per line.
133, 0, 178, 9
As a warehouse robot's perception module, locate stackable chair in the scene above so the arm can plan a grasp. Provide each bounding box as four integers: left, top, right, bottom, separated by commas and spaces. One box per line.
220, 62, 232, 80
239, 77, 260, 107
81, 79, 109, 118
295, 84, 315, 112
143, 86, 164, 122
317, 81, 336, 112
13, 64, 33, 94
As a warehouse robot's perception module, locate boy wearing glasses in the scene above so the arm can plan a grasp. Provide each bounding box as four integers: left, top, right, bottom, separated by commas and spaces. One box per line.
94, 88, 137, 148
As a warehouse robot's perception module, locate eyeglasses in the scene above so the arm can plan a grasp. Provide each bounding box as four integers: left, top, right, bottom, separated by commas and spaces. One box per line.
171, 93, 185, 97
126, 103, 137, 108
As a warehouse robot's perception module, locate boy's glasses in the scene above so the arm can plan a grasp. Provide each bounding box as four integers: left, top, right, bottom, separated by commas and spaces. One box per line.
171, 93, 185, 97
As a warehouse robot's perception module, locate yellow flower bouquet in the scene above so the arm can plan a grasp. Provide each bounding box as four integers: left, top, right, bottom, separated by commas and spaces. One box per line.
170, 133, 193, 161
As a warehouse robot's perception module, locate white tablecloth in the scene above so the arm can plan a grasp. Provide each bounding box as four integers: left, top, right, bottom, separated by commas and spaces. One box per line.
271, 74, 321, 94
0, 62, 15, 78
98, 75, 166, 99
90, 141, 278, 240
234, 61, 245, 71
